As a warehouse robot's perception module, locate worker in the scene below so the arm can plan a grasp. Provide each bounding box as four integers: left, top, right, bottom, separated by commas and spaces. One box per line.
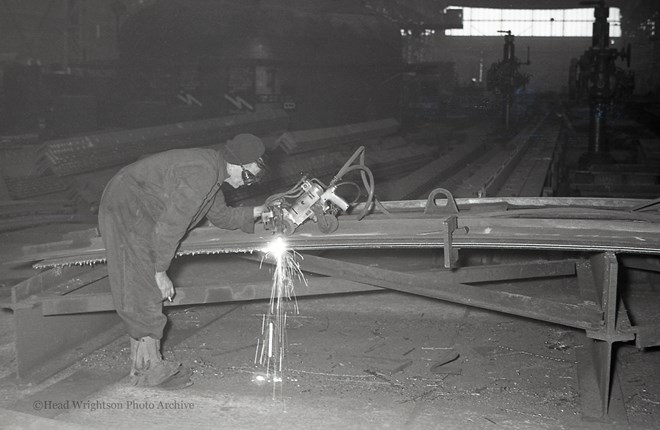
98, 133, 266, 389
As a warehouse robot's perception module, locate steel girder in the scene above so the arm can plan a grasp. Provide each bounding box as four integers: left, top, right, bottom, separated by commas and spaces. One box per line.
13, 196, 660, 268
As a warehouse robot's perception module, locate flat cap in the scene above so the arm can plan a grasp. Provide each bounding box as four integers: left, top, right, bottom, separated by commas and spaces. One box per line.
222, 133, 265, 165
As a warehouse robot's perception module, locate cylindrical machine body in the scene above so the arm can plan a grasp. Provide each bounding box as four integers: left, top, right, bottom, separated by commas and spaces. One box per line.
576, 2, 630, 165
116, 1, 404, 129
588, 102, 607, 154
592, 6, 610, 49
503, 35, 515, 63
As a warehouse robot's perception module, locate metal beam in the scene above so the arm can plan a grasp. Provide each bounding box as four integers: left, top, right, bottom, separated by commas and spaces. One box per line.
16, 200, 660, 268
10, 264, 100, 305
423, 258, 577, 283
576, 252, 634, 418
620, 255, 660, 272
31, 259, 577, 316
36, 277, 381, 316
575, 333, 628, 424
13, 304, 122, 384
4, 265, 121, 383
635, 323, 660, 348
246, 253, 603, 330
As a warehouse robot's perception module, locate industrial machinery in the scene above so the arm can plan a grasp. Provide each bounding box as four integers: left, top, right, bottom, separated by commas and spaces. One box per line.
261, 178, 349, 235
117, 1, 405, 130
486, 30, 531, 129
568, 0, 634, 167
261, 146, 376, 235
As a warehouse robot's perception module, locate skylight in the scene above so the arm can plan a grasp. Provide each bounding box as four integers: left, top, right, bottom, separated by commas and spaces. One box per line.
444, 7, 621, 37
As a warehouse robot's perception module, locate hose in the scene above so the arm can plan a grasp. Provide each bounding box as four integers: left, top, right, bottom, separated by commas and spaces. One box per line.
327, 146, 382, 220
329, 146, 366, 187
264, 176, 308, 207
331, 145, 395, 219
334, 181, 362, 205
265, 145, 390, 221
336, 164, 375, 220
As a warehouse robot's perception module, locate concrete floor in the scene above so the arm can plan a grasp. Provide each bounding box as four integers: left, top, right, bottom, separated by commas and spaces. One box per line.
1, 290, 660, 430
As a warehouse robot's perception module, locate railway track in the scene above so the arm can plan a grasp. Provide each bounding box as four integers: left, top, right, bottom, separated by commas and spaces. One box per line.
440, 113, 562, 198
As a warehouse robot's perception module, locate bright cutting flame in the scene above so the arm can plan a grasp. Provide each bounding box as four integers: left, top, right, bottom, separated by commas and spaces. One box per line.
263, 236, 288, 260
254, 235, 307, 398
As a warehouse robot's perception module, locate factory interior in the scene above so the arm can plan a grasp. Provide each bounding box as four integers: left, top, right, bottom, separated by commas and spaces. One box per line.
1, 0, 660, 429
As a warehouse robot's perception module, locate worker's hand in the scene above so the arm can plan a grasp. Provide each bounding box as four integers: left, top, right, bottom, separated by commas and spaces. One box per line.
155, 271, 175, 302
253, 205, 266, 218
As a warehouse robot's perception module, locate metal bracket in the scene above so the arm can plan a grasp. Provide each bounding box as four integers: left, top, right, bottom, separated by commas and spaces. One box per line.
424, 188, 467, 269
424, 188, 459, 215
443, 215, 468, 269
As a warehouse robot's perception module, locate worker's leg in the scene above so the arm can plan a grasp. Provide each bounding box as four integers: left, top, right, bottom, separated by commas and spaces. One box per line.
99, 182, 190, 388
99, 194, 166, 340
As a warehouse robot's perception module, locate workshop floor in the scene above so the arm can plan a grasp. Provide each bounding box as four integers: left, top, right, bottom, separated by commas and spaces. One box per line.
1, 291, 660, 430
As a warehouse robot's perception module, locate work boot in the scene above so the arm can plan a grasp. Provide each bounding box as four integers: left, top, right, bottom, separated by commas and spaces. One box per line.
129, 336, 192, 389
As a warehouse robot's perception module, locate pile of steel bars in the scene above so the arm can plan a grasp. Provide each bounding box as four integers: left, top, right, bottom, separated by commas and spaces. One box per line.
376, 127, 490, 200
4, 176, 72, 200
276, 118, 400, 154
40, 108, 289, 176
0, 200, 79, 232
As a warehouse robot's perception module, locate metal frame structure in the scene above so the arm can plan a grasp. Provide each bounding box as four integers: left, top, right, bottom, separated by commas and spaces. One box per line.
3, 193, 660, 420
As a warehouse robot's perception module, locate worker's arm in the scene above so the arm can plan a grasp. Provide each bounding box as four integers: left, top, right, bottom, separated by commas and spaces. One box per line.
205, 190, 263, 233
154, 193, 264, 302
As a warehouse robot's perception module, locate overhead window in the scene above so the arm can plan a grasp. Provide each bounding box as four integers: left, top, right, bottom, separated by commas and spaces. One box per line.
445, 7, 621, 37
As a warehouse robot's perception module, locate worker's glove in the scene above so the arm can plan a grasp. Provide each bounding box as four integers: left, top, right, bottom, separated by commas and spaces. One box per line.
253, 205, 266, 219
155, 271, 175, 302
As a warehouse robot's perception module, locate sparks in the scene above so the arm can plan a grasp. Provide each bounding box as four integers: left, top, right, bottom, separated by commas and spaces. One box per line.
254, 235, 307, 397
262, 236, 288, 260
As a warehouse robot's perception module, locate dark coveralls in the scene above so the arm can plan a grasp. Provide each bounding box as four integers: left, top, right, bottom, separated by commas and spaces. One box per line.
98, 148, 255, 340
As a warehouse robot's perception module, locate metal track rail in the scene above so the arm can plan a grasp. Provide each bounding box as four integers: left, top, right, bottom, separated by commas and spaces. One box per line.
496, 116, 562, 197
440, 116, 547, 197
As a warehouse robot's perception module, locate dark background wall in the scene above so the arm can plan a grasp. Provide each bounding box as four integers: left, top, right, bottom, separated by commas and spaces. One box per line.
1, 0, 658, 135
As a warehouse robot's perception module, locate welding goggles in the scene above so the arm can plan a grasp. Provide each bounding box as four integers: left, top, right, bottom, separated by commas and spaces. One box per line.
241, 157, 267, 186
